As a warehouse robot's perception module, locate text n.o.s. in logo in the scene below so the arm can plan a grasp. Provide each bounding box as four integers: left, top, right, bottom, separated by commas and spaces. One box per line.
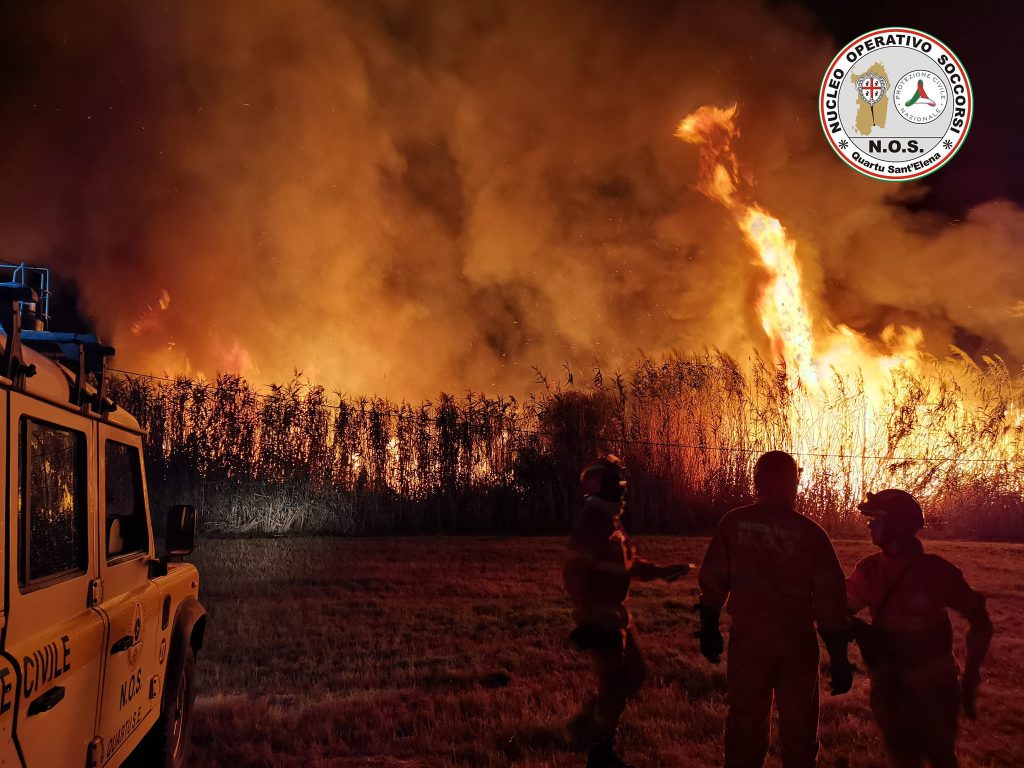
819, 28, 972, 181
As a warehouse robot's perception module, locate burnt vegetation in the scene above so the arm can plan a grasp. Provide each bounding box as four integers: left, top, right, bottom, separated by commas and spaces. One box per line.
110, 351, 1024, 539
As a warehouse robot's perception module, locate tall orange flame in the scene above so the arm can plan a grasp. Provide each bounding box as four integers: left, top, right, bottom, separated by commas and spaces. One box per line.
675, 104, 921, 391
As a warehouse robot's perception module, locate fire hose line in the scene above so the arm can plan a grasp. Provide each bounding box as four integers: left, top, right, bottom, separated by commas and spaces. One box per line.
105, 367, 1021, 466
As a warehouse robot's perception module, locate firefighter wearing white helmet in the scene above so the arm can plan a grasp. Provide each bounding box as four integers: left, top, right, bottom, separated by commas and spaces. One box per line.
563, 454, 692, 768
848, 489, 992, 768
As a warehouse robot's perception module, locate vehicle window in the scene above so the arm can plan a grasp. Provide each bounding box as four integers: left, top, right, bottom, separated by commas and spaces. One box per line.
18, 419, 87, 586
105, 441, 149, 559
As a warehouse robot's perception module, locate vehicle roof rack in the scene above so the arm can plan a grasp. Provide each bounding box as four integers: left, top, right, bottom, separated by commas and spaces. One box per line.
0, 264, 50, 327
0, 263, 116, 414
0, 279, 39, 386
21, 331, 117, 414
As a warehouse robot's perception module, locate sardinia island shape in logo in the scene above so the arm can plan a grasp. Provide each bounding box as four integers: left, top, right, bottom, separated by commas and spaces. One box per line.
819, 28, 972, 181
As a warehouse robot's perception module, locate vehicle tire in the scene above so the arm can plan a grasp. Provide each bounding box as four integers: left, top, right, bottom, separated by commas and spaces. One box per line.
129, 645, 197, 768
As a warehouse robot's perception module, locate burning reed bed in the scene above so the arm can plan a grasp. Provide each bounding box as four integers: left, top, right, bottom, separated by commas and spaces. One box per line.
109, 351, 1024, 538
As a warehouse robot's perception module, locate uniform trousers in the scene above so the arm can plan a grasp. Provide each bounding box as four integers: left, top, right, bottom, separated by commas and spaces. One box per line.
725, 620, 821, 768
589, 627, 648, 745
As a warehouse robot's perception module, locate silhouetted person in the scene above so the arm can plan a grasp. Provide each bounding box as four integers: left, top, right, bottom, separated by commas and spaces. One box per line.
696, 450, 853, 768
564, 454, 692, 768
847, 490, 993, 768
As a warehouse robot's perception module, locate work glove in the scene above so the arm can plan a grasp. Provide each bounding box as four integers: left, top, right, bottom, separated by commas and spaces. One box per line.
693, 604, 724, 664
822, 628, 854, 696
961, 667, 981, 720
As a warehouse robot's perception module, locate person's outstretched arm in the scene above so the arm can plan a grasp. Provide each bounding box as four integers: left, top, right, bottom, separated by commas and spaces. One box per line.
630, 559, 692, 582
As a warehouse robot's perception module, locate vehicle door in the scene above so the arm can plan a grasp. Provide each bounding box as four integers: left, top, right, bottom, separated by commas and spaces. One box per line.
93, 425, 162, 765
5, 394, 104, 767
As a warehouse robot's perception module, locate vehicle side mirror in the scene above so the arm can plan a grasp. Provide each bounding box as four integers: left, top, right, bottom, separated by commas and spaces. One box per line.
166, 505, 197, 557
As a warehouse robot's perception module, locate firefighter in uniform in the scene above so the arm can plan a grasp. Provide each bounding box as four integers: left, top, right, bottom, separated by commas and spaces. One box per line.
847, 489, 993, 768
564, 454, 692, 768
695, 451, 853, 768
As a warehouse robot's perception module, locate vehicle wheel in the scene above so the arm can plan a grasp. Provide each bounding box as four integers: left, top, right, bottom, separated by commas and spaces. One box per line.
129, 645, 197, 768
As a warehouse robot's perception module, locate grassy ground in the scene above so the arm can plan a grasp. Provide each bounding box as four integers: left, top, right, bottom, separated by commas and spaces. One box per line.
188, 536, 1024, 767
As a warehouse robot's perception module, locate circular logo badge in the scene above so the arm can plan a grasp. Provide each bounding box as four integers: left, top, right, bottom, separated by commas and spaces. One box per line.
819, 28, 972, 180
893, 70, 948, 124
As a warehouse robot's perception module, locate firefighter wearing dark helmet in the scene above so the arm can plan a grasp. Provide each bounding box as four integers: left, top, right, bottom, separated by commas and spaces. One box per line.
564, 454, 692, 768
696, 451, 852, 768
848, 489, 992, 768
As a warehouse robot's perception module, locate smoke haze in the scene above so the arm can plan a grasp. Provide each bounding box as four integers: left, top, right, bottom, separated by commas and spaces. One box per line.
0, 0, 1020, 397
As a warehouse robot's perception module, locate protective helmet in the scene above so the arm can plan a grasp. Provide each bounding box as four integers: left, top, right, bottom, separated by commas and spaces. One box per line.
753, 451, 800, 493
580, 454, 627, 501
858, 489, 924, 532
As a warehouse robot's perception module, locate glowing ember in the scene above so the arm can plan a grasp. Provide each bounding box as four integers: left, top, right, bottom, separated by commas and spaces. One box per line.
130, 289, 173, 337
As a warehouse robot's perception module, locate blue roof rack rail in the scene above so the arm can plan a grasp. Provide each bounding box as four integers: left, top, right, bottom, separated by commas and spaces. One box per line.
0, 264, 116, 413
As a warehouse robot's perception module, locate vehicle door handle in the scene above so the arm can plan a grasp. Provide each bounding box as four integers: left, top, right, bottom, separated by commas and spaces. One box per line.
110, 635, 133, 654
27, 686, 65, 716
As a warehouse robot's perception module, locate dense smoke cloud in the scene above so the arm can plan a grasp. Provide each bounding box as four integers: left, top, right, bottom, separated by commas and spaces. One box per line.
0, 0, 1020, 397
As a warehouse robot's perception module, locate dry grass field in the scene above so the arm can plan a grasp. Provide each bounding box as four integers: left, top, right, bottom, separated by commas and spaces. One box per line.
187, 536, 1024, 768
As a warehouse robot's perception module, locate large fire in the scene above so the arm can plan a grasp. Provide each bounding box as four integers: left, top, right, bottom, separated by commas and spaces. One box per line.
676, 106, 820, 388
675, 105, 922, 391
675, 105, 1022, 503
